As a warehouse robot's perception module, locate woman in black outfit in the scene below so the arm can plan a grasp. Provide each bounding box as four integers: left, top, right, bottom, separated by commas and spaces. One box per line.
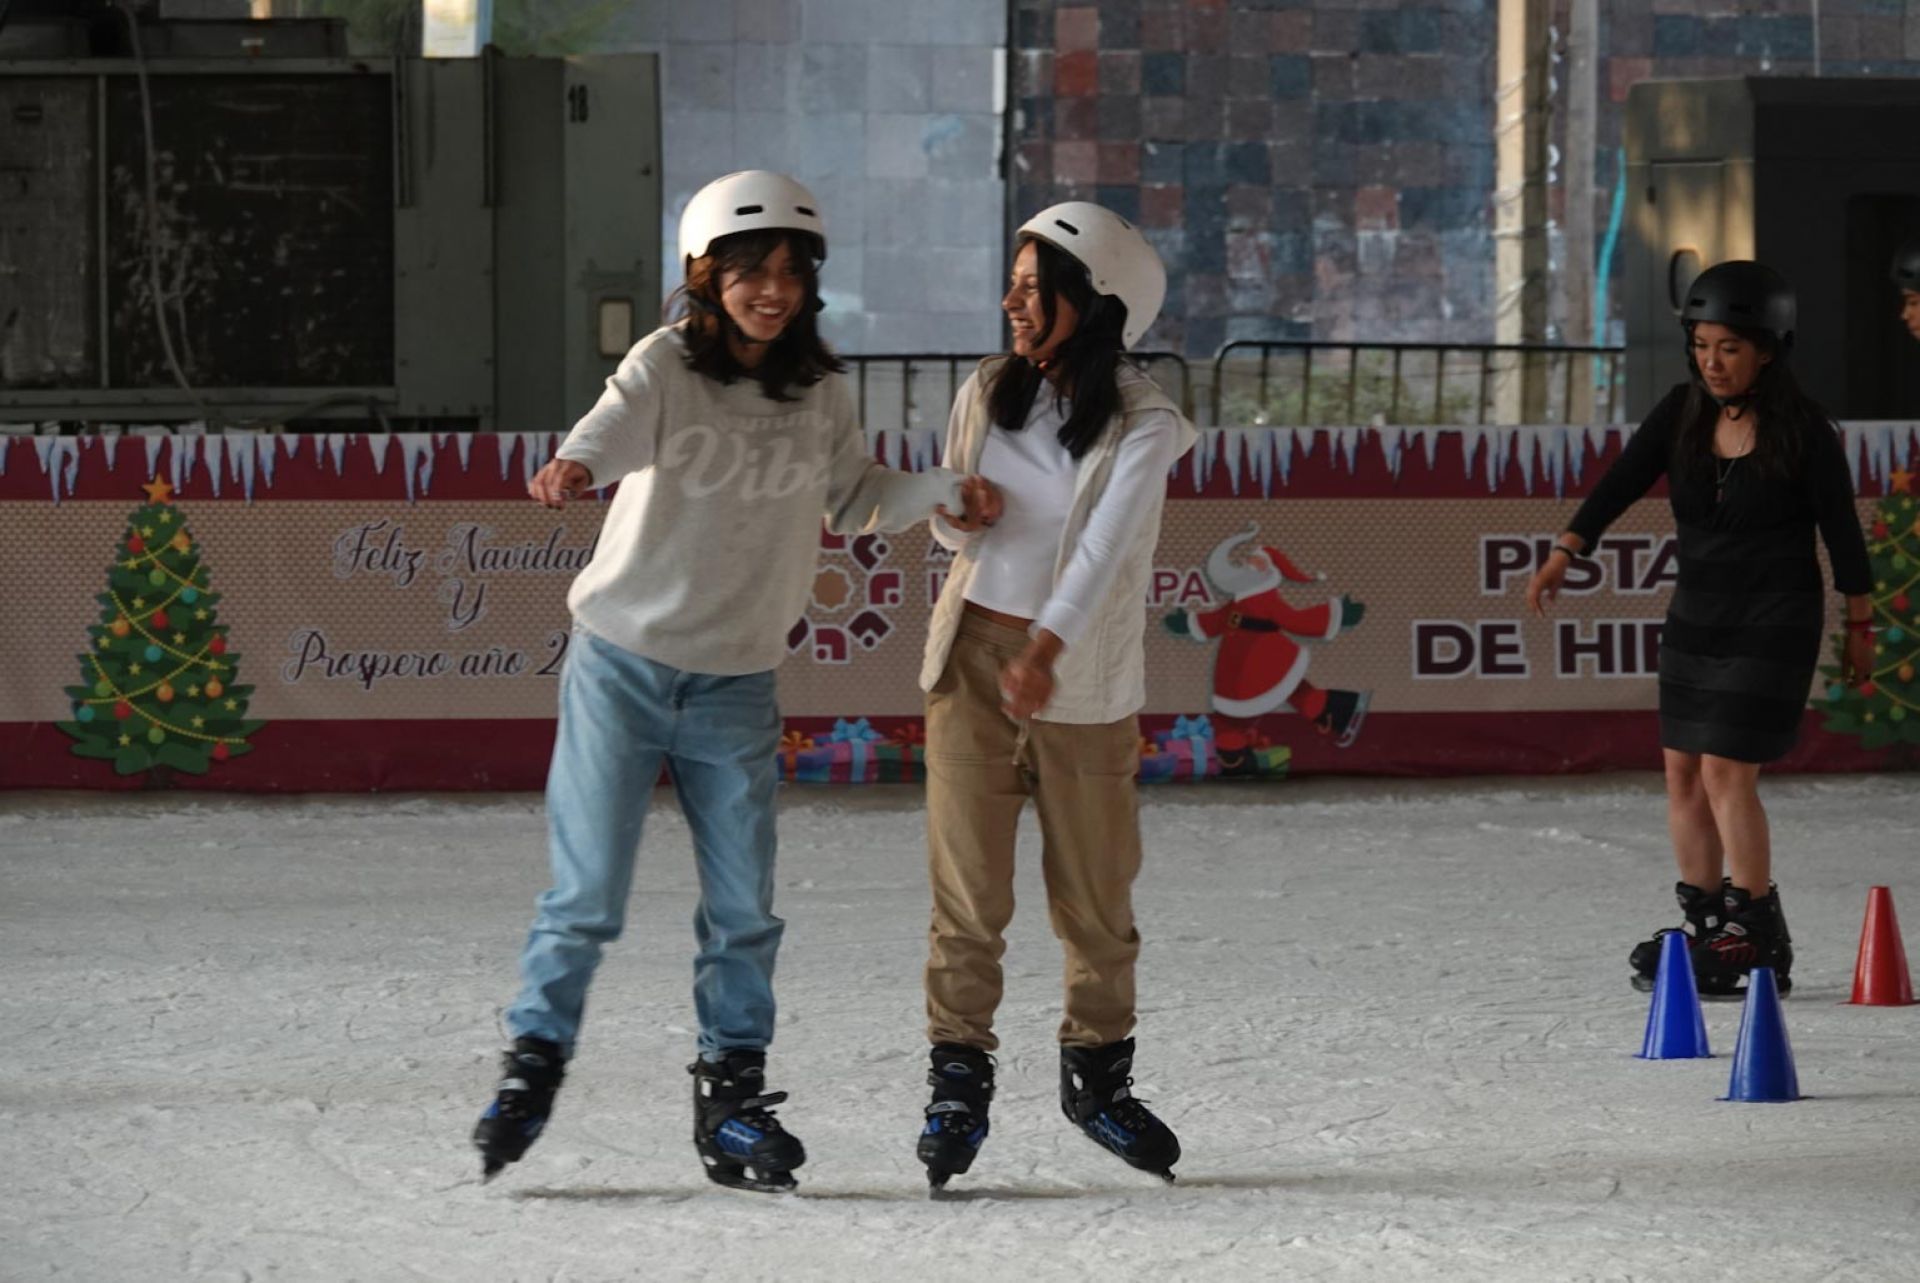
1526, 261, 1876, 996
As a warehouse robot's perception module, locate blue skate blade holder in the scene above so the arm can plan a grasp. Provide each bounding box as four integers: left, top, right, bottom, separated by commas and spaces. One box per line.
1721, 967, 1801, 1102
1638, 929, 1712, 1059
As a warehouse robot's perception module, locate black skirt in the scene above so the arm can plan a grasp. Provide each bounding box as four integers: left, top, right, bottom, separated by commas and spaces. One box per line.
1658, 523, 1825, 763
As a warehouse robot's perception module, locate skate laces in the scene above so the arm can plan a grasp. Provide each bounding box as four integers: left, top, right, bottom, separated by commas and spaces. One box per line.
714, 1085, 790, 1135
1101, 1077, 1158, 1132
493, 1080, 533, 1119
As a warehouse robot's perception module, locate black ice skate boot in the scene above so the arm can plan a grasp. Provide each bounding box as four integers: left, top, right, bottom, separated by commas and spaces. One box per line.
473, 1036, 566, 1182
1628, 880, 1727, 993
689, 1050, 807, 1193
1313, 690, 1370, 748
1695, 885, 1793, 998
1060, 1039, 1181, 1181
918, 1044, 994, 1195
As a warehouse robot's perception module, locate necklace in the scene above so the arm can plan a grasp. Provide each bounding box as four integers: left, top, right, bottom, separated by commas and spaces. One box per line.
1714, 423, 1756, 505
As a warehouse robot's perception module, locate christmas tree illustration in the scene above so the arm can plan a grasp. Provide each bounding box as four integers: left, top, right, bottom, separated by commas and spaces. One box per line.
1821, 466, 1920, 751
58, 475, 264, 776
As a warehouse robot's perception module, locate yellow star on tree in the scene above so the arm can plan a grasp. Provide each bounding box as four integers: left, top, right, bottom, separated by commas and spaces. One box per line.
158, 511, 173, 524
190, 716, 205, 729
132, 597, 146, 609
172, 633, 186, 645
187, 685, 201, 697
129, 663, 142, 675
224, 699, 238, 711
1892, 467, 1914, 495
195, 609, 208, 621
96, 638, 110, 650
142, 475, 174, 504
140, 525, 154, 537
118, 734, 132, 747
123, 558, 139, 570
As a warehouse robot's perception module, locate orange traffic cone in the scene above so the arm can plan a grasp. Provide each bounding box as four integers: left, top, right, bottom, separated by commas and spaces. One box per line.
1847, 886, 1916, 1007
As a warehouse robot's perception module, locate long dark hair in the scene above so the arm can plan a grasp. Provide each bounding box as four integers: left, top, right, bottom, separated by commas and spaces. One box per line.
668, 228, 843, 402
984, 236, 1128, 459
1672, 323, 1832, 482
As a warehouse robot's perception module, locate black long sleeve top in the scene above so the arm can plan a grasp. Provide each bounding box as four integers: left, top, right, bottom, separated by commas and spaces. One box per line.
1566, 385, 1873, 596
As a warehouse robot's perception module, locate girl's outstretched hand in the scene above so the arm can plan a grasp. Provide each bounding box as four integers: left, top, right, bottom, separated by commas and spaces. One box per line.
529, 458, 594, 510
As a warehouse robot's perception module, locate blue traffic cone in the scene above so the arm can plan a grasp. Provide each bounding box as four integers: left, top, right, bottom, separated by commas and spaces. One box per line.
1721, 967, 1801, 1102
1637, 929, 1711, 1059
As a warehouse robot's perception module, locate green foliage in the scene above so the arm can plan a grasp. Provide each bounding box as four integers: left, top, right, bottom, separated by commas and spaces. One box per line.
1818, 491, 1920, 753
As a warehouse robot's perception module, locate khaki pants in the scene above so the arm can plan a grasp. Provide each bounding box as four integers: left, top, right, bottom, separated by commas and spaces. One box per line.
924, 612, 1144, 1050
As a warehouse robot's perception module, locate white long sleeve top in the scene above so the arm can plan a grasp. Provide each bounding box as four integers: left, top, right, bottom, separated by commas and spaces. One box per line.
936, 393, 1182, 648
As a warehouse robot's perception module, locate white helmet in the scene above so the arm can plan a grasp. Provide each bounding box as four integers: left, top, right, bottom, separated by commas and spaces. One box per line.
678, 170, 827, 264
1016, 201, 1166, 348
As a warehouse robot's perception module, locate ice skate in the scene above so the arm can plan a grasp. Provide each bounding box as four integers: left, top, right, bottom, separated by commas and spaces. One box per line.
1060, 1039, 1180, 1182
918, 1044, 994, 1195
1629, 880, 1727, 993
1694, 885, 1794, 998
690, 1051, 806, 1193
472, 1037, 565, 1183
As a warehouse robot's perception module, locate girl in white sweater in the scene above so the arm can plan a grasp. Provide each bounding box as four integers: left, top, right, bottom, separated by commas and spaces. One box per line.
472, 172, 996, 1194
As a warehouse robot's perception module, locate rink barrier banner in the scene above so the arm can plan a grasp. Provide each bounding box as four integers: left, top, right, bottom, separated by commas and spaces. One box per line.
2, 425, 1916, 791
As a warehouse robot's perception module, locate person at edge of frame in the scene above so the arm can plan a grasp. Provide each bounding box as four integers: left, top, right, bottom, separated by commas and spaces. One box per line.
1893, 238, 1920, 344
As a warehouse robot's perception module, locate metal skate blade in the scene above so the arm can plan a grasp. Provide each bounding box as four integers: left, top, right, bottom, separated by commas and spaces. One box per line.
703, 1162, 797, 1195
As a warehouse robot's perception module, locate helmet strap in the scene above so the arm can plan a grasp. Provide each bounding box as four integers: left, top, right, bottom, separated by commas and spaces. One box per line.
1719, 393, 1755, 420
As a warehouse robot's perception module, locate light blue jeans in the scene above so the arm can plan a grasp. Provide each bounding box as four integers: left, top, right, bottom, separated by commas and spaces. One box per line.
506, 627, 784, 1060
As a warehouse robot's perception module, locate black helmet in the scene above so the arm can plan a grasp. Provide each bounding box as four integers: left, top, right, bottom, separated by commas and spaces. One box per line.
1679, 260, 1796, 347
1893, 240, 1920, 292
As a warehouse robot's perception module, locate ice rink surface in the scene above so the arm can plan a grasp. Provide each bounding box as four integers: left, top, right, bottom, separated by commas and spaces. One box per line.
4, 774, 1917, 1282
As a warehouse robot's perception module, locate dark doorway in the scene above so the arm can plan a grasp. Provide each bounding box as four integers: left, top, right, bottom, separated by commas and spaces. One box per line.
1844, 194, 1920, 419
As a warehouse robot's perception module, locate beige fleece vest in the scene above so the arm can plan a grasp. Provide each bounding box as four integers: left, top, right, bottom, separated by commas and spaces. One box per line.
918, 358, 1197, 724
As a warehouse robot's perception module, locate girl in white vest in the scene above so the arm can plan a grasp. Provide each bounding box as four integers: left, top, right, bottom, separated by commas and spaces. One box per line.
914, 203, 1197, 1192
471, 171, 997, 1194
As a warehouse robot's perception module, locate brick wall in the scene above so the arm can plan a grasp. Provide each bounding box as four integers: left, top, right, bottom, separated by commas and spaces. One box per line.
1013, 1, 1920, 357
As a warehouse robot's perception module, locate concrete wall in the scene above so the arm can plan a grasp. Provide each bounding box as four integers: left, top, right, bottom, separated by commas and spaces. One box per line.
609, 0, 1010, 355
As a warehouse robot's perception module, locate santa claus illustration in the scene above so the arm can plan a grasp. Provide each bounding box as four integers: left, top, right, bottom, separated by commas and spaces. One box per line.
1164, 524, 1370, 768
